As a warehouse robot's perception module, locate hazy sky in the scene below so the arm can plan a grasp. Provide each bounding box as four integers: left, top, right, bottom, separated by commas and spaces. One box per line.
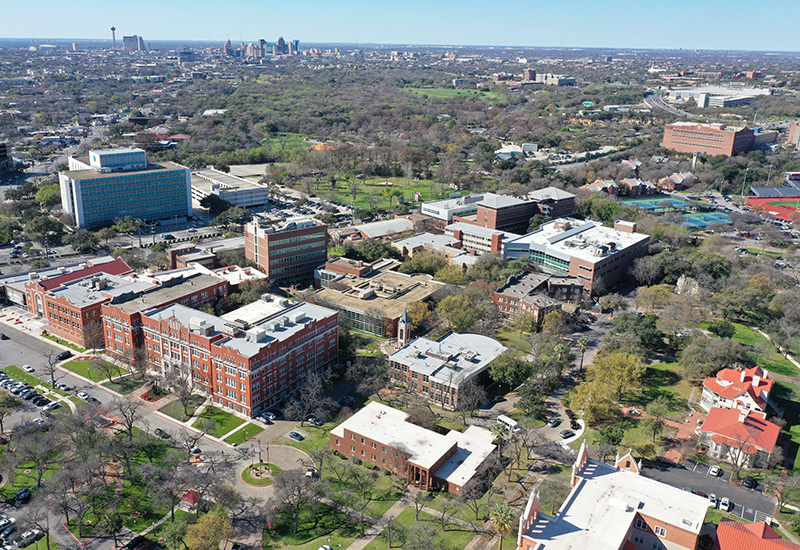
4, 0, 798, 51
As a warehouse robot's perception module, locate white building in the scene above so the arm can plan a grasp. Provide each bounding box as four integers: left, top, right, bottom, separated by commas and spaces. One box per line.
190, 168, 269, 209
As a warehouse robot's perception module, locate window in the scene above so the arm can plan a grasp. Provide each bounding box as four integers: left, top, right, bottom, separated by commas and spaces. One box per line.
653, 526, 666, 537
633, 534, 645, 545
635, 519, 647, 531
651, 542, 664, 550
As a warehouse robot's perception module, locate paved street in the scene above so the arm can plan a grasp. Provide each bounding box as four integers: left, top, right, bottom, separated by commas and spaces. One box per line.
643, 461, 776, 523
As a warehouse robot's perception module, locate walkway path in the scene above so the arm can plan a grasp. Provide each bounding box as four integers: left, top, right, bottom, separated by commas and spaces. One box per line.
345, 494, 409, 550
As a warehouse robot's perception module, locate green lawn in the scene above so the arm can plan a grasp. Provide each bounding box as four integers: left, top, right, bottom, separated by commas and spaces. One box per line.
301, 174, 444, 213
27, 536, 61, 550
62, 360, 125, 383
405, 87, 502, 102
103, 377, 146, 395
727, 322, 796, 376
495, 327, 531, 355
192, 406, 245, 438
0, 460, 61, 501
157, 395, 206, 422
223, 423, 264, 446
241, 462, 281, 485
146, 510, 194, 544
772, 380, 800, 470
262, 503, 360, 550
278, 424, 332, 456
640, 362, 692, 414
41, 333, 89, 352
744, 247, 784, 258
362, 508, 477, 550
5, 365, 47, 387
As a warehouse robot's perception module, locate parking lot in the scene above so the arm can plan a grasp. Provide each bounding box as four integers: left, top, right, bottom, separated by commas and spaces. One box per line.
643, 460, 776, 523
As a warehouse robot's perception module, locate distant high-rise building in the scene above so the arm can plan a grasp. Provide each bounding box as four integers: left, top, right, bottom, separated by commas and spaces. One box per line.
662, 122, 755, 157
223, 39, 234, 57
178, 48, 196, 65
111, 26, 116, 49
59, 147, 192, 228
277, 36, 287, 55
289, 39, 299, 54
523, 68, 536, 81
245, 216, 327, 284
122, 35, 144, 52
0, 143, 13, 173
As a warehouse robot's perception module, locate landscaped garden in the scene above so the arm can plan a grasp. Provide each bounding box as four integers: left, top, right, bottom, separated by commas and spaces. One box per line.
241, 462, 280, 486
223, 422, 264, 446
61, 359, 125, 383
192, 406, 246, 438
158, 395, 206, 421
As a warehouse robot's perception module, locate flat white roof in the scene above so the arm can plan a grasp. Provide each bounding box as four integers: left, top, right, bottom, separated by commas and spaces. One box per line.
523, 458, 708, 550
505, 218, 649, 265
445, 221, 519, 240
330, 402, 496, 474
389, 333, 507, 386
354, 218, 414, 239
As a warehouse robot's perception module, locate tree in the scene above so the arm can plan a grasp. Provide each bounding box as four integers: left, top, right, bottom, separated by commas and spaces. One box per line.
0, 391, 22, 432
577, 337, 589, 369
491, 422, 510, 444
489, 503, 515, 550
438, 497, 462, 531
541, 310, 569, 337
166, 367, 196, 419
679, 336, 752, 382
381, 517, 406, 548
97, 226, 118, 245
405, 301, 432, 331
120, 346, 149, 379
490, 352, 533, 387
767, 472, 800, 513
185, 507, 232, 550
112, 397, 143, 441
270, 469, 319, 534
632, 256, 663, 286
592, 351, 645, 400
454, 379, 486, 424
90, 358, 120, 383
35, 184, 62, 210
599, 293, 626, 314
283, 372, 333, 427
436, 293, 480, 331
538, 477, 570, 514
41, 350, 67, 388
160, 517, 190, 550
707, 320, 736, 339
24, 216, 65, 246
642, 417, 664, 443
636, 285, 673, 315
101, 513, 124, 547
410, 490, 432, 521
65, 230, 101, 253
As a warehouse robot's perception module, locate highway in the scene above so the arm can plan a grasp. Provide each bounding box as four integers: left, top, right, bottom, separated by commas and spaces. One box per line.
644, 92, 701, 120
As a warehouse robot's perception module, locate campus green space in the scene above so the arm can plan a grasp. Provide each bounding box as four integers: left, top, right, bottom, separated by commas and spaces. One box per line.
192, 406, 246, 438
405, 87, 502, 102
241, 462, 280, 485
61, 360, 125, 383
158, 395, 206, 422
223, 423, 264, 445
702, 321, 798, 376
262, 503, 360, 550
362, 508, 476, 550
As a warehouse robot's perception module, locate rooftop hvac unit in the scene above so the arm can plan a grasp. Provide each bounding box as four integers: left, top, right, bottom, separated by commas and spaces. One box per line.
290, 311, 305, 323
261, 293, 273, 302
246, 328, 267, 343
280, 316, 290, 327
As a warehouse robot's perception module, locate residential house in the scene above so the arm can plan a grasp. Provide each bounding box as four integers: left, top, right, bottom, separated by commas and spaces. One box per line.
699, 408, 780, 469
700, 367, 774, 413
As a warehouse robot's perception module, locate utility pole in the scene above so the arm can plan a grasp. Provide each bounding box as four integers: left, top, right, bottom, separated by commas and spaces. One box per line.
740, 166, 750, 197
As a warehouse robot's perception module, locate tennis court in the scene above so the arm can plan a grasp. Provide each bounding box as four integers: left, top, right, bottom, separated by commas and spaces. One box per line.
623, 197, 687, 211
683, 211, 731, 228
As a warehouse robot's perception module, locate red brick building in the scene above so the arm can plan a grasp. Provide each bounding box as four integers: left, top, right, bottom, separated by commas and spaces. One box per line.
102, 271, 229, 359
245, 216, 328, 285
453, 195, 539, 234
662, 122, 755, 156
493, 272, 583, 325
141, 297, 339, 416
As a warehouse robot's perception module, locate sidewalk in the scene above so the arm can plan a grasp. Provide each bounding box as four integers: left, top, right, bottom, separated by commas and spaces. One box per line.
345, 494, 409, 550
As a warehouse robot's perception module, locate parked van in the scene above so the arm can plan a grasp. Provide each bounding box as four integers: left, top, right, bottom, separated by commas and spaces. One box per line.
496, 414, 520, 433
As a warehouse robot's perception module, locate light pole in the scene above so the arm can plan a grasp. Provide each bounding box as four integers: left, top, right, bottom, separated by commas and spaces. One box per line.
740, 166, 750, 198
767, 165, 774, 184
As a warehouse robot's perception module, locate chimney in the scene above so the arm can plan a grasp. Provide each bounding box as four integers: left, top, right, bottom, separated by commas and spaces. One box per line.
753, 374, 761, 386
740, 370, 746, 383
762, 368, 768, 380
738, 409, 748, 423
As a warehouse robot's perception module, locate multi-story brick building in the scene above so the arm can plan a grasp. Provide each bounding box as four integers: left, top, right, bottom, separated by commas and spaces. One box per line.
527, 187, 575, 218
516, 442, 708, 550
141, 295, 339, 417
504, 218, 650, 292
102, 269, 229, 358
493, 272, 583, 326
387, 333, 506, 410
454, 195, 540, 233
329, 402, 496, 494
662, 122, 755, 157
444, 222, 519, 254
245, 216, 328, 285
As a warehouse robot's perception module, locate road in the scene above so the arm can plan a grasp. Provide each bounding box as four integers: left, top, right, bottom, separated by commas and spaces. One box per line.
643, 460, 776, 523
644, 92, 701, 120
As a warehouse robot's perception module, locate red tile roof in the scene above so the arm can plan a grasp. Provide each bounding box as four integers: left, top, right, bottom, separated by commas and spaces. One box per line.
700, 408, 780, 454
35, 258, 133, 291
703, 367, 773, 411
714, 519, 800, 550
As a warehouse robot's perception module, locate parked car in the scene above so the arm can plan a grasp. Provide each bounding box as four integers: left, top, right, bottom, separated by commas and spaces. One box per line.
628, 408, 642, 417
44, 402, 60, 411
559, 430, 575, 439
154, 428, 170, 439
55, 383, 71, 391
570, 420, 581, 430
340, 396, 355, 407
0, 523, 16, 541
547, 418, 561, 428
21, 365, 34, 373
307, 416, 325, 427
742, 476, 756, 489
709, 465, 721, 477
0, 334, 8, 340
255, 415, 272, 424
707, 494, 718, 508
564, 409, 575, 419
288, 431, 305, 441
77, 391, 90, 400
719, 497, 733, 512
0, 518, 14, 531
56, 351, 72, 361
17, 529, 43, 548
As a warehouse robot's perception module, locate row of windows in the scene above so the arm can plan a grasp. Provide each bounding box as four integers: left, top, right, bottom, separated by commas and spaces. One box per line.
269, 232, 325, 246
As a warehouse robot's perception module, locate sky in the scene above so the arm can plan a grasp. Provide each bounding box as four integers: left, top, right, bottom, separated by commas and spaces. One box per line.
3, 0, 798, 52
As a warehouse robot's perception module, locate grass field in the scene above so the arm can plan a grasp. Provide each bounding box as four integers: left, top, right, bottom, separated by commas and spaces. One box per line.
640, 362, 692, 414
192, 406, 246, 438
303, 175, 444, 212
405, 87, 502, 102
103, 377, 146, 395
223, 422, 264, 446
158, 395, 206, 422
62, 360, 125, 383
241, 462, 280, 485
362, 508, 477, 550
708, 321, 798, 376
765, 200, 800, 208
41, 333, 89, 353
262, 503, 360, 550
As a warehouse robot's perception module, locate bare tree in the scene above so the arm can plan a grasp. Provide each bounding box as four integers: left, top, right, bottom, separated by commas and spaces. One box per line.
41, 350, 67, 388
120, 346, 149, 379
268, 469, 319, 534
89, 357, 120, 383
454, 379, 486, 425
112, 397, 143, 441
84, 321, 106, 352
410, 490, 432, 520
438, 498, 463, 531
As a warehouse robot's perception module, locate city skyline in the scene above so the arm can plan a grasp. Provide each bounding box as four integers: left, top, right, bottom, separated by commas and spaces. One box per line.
3, 0, 799, 53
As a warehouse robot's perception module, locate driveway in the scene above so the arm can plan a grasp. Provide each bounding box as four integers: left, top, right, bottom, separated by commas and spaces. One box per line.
643, 461, 776, 522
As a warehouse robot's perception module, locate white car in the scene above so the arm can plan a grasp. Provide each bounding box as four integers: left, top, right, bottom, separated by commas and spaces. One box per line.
707, 494, 717, 508
21, 365, 34, 373
719, 497, 733, 512
77, 391, 89, 401
709, 465, 721, 477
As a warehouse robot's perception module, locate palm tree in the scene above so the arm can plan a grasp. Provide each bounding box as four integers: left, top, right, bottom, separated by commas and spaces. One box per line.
491, 422, 510, 444
489, 503, 516, 550
577, 337, 589, 369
